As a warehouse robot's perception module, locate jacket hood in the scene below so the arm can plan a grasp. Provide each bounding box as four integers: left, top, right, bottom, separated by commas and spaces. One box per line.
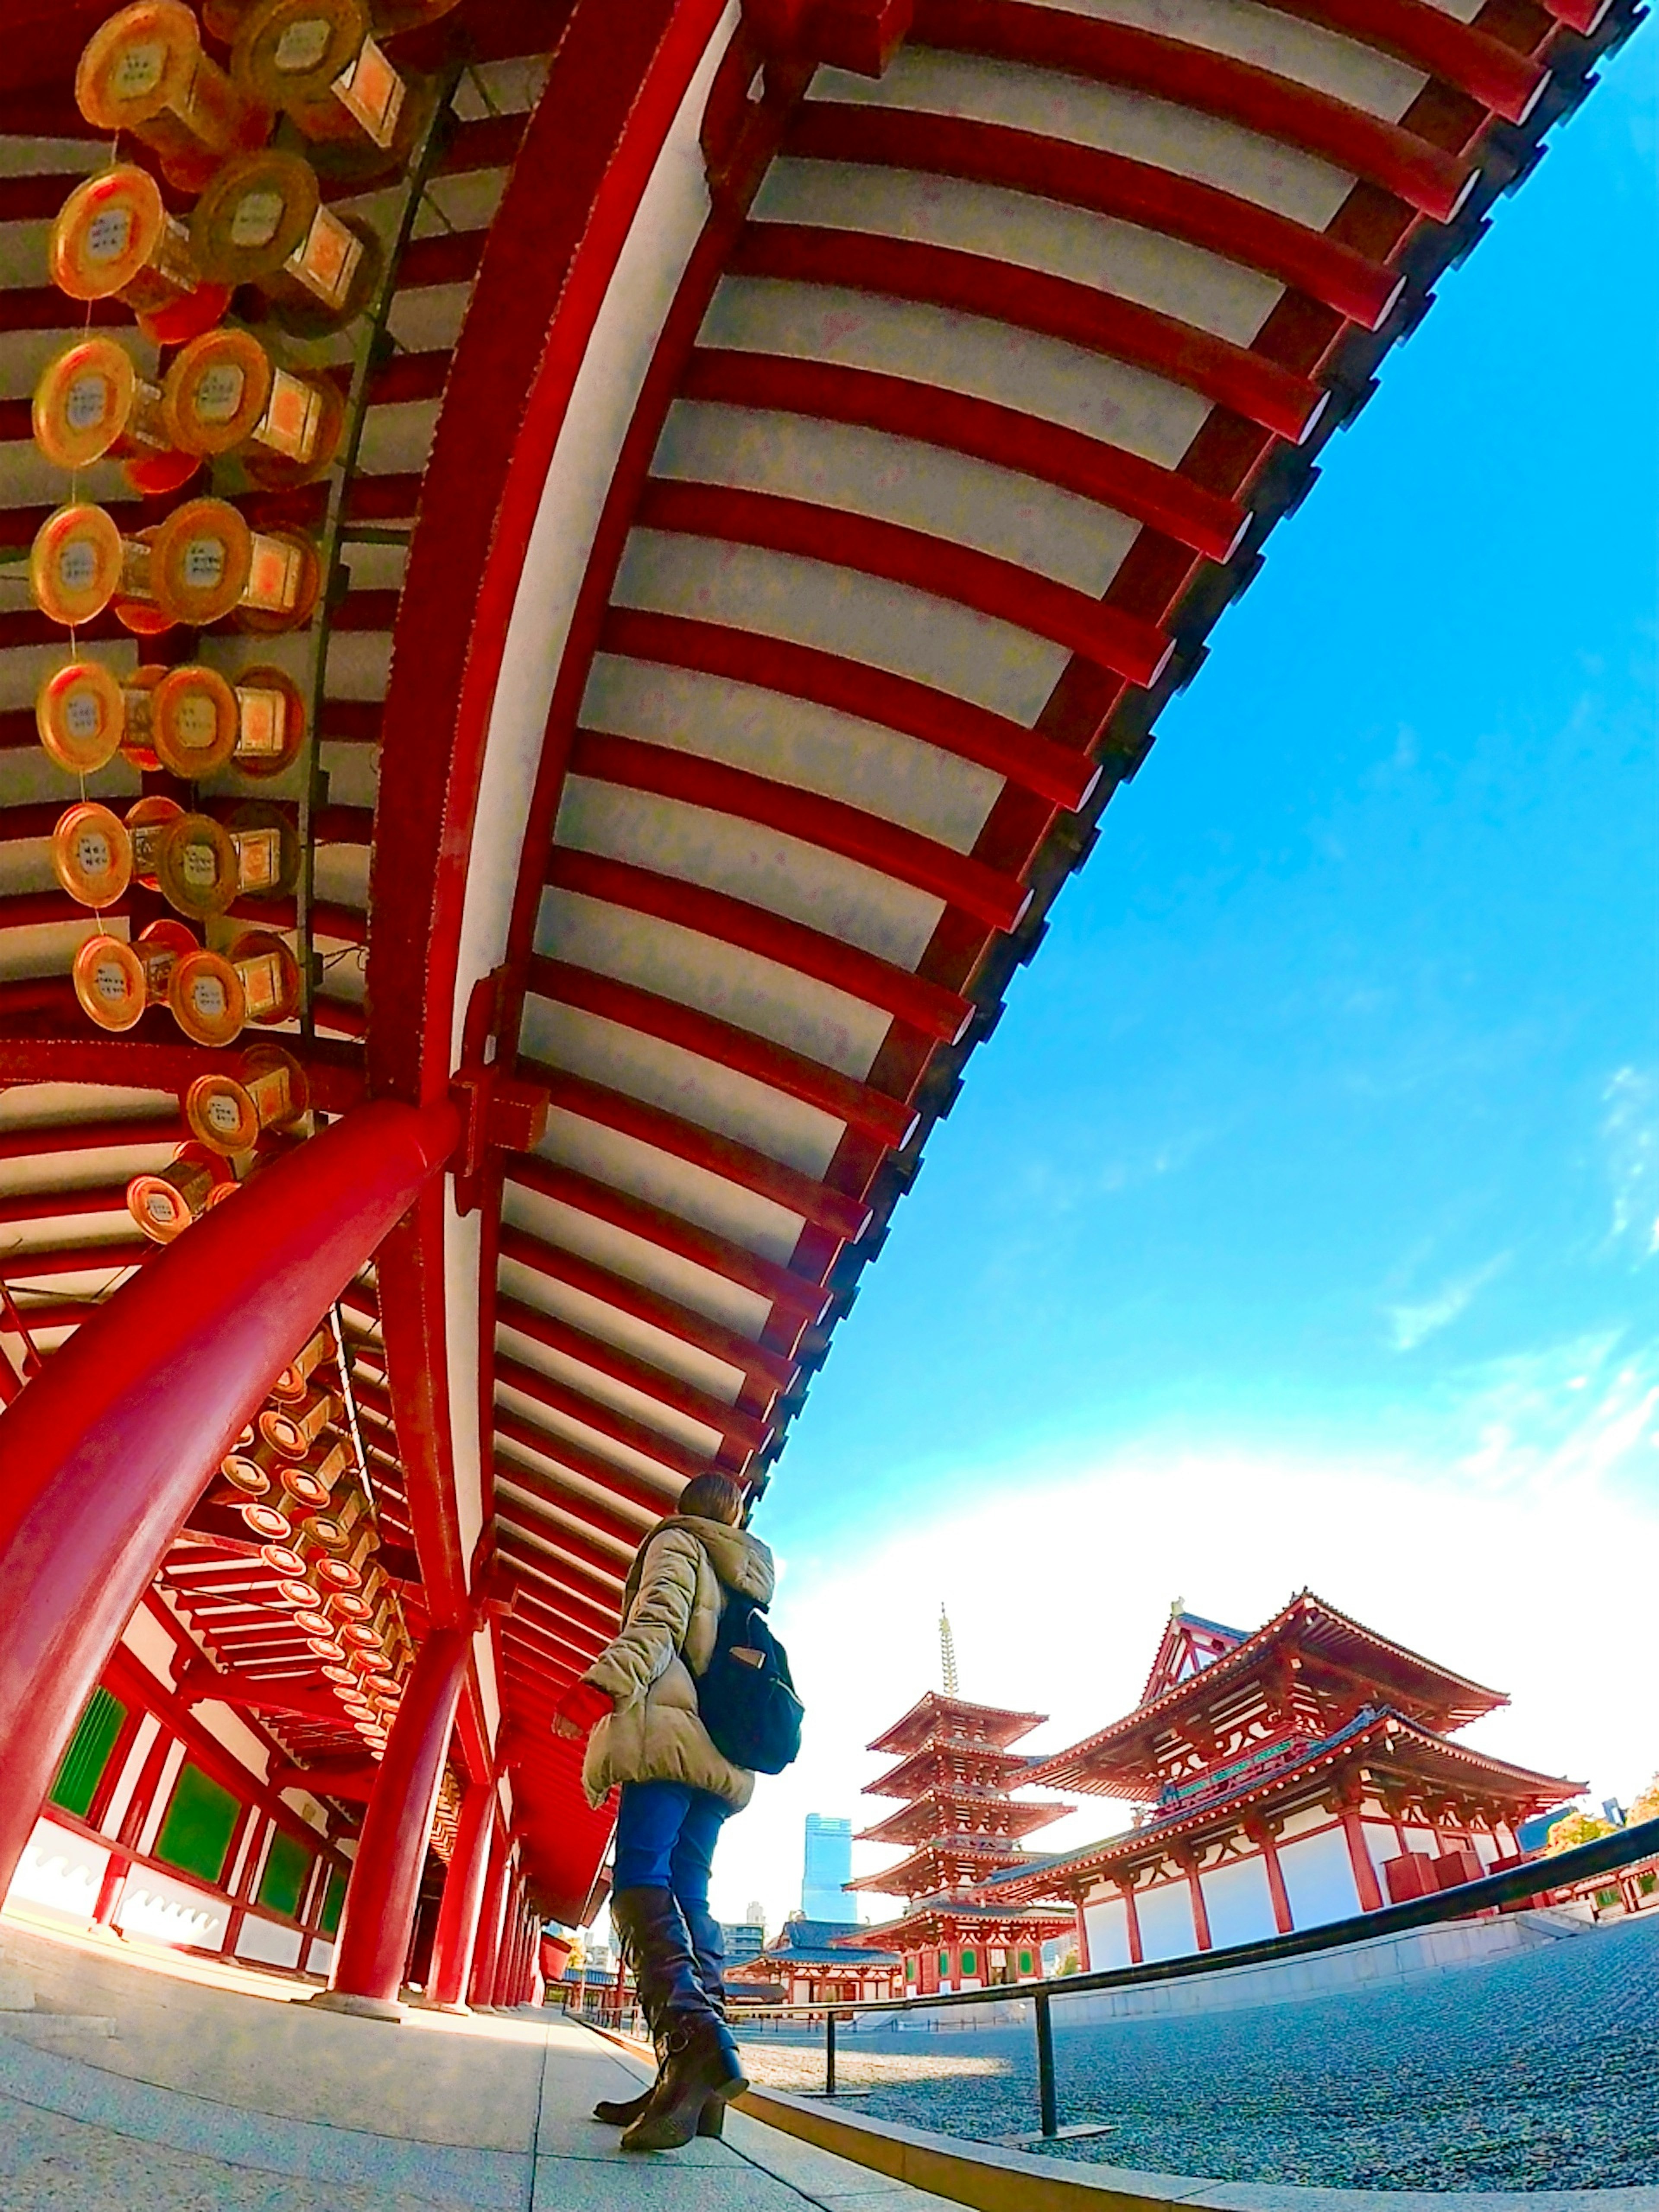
658, 1513, 775, 1605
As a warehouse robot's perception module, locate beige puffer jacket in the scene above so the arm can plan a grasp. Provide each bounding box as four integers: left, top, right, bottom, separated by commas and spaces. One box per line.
580, 1513, 776, 1812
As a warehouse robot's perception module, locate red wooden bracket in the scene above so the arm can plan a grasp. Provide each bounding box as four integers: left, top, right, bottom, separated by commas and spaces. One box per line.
743, 0, 912, 76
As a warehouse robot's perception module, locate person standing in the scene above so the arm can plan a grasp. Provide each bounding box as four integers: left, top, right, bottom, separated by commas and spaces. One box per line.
553, 1470, 774, 2152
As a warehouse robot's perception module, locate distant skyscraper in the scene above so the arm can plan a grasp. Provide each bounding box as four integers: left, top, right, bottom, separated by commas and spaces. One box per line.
801, 1813, 854, 1921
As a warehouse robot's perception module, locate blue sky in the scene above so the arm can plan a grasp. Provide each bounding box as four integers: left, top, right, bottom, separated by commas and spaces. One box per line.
711, 37, 1657, 1930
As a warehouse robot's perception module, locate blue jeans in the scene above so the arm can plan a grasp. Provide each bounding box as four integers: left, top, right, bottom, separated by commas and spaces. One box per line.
614, 1780, 728, 1906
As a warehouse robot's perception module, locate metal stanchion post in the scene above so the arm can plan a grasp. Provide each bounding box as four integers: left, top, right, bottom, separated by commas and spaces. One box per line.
826, 2008, 837, 2098
1034, 1988, 1057, 2139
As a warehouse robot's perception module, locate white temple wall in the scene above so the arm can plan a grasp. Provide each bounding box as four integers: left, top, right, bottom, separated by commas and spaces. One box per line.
1276, 1804, 1333, 1842
1083, 1891, 1131, 1970
1200, 1852, 1279, 1948
1362, 1820, 1399, 1885
1137, 1879, 1197, 1961
1278, 1825, 1361, 1928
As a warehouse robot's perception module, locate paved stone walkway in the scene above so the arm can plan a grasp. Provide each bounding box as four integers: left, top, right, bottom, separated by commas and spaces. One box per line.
736, 1914, 1659, 2192
0, 1912, 957, 2212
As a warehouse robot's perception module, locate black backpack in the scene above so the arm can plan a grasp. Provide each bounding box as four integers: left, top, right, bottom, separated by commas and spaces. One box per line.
695, 1569, 803, 1776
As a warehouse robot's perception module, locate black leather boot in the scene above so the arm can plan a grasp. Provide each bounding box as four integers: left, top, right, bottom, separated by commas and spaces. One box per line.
591, 1889, 664, 2126
683, 1900, 731, 2140
623, 2014, 747, 2153
607, 1889, 744, 2152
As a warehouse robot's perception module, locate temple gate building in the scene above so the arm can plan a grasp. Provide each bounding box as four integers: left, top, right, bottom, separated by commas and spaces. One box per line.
992, 1594, 1582, 1969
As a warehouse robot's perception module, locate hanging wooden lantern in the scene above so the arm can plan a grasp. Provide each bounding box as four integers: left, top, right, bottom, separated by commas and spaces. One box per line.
71, 934, 146, 1031
30, 505, 141, 629
156, 811, 238, 919
161, 327, 344, 484
76, 2, 268, 194
189, 148, 378, 334
167, 945, 248, 1047
126, 1140, 232, 1241
167, 929, 300, 1045
220, 1433, 284, 1494
147, 497, 320, 630
49, 166, 230, 345
306, 1483, 369, 1555
238, 1499, 294, 1541
148, 664, 241, 779
230, 0, 409, 157
233, 929, 303, 1023
126, 797, 185, 890
52, 803, 133, 909
270, 1323, 331, 1404
35, 661, 125, 775
279, 1434, 350, 1507
224, 804, 300, 899
229, 664, 306, 777
32, 337, 196, 496
259, 1386, 339, 1458
185, 1042, 308, 1153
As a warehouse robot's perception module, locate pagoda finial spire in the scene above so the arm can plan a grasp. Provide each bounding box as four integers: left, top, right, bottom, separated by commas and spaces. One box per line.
939, 1604, 959, 1696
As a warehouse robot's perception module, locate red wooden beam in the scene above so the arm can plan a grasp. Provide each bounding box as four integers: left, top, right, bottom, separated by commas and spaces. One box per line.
919, 0, 1476, 222
518, 1056, 870, 1244
496, 1348, 716, 1482
638, 477, 1173, 689
1243, 0, 1546, 122
493, 1401, 682, 1519
601, 603, 1097, 807
569, 725, 1029, 931
527, 952, 918, 1148
496, 1292, 767, 1453
547, 845, 971, 1042
504, 1154, 831, 1321
787, 104, 1404, 330
683, 346, 1249, 561
498, 1221, 797, 1395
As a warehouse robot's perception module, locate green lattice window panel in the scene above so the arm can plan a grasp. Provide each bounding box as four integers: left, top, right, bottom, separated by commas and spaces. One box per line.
257, 1826, 313, 1920
154, 1763, 239, 1886
319, 1865, 347, 1936
48, 1688, 127, 1821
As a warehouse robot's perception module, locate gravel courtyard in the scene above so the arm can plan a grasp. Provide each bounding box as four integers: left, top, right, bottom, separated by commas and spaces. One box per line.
734, 1913, 1659, 2191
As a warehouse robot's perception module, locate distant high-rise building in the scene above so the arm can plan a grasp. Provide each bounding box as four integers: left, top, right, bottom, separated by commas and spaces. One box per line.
719, 1919, 765, 1963
801, 1813, 853, 1920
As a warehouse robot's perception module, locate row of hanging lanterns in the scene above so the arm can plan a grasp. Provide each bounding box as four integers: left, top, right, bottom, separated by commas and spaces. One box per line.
29, 0, 453, 1044
213, 1317, 412, 1746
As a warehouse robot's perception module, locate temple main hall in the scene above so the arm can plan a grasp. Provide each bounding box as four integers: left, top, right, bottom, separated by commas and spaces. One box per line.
991, 1593, 1583, 1967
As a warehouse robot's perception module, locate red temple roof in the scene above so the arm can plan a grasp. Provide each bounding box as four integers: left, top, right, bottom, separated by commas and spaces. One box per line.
856, 1787, 1071, 1848
991, 1710, 1585, 1907
1031, 1592, 1507, 1797
866, 1692, 1047, 1758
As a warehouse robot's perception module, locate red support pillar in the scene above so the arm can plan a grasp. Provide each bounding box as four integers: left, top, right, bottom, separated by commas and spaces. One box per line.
1253, 1824, 1294, 1935
427, 1777, 496, 2011
495, 1878, 525, 2006
1341, 1803, 1384, 1914
0, 1100, 457, 1905
1118, 1881, 1143, 1966
1073, 1896, 1091, 1972
315, 1626, 470, 2019
1182, 1855, 1213, 1951
467, 1823, 511, 2007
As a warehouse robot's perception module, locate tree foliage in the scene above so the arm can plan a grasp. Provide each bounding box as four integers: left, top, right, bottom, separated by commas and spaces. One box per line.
1545, 1809, 1612, 1855
1629, 1773, 1659, 1826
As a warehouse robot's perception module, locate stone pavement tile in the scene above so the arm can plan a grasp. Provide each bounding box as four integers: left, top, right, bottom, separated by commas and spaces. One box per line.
0, 2093, 458, 2212
723, 2109, 919, 2196
532, 2149, 814, 2211
2, 1917, 547, 2148
0, 2034, 529, 2209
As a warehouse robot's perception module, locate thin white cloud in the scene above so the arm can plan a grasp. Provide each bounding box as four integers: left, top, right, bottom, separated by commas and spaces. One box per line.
1602, 1065, 1659, 1257
1386, 1250, 1510, 1351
